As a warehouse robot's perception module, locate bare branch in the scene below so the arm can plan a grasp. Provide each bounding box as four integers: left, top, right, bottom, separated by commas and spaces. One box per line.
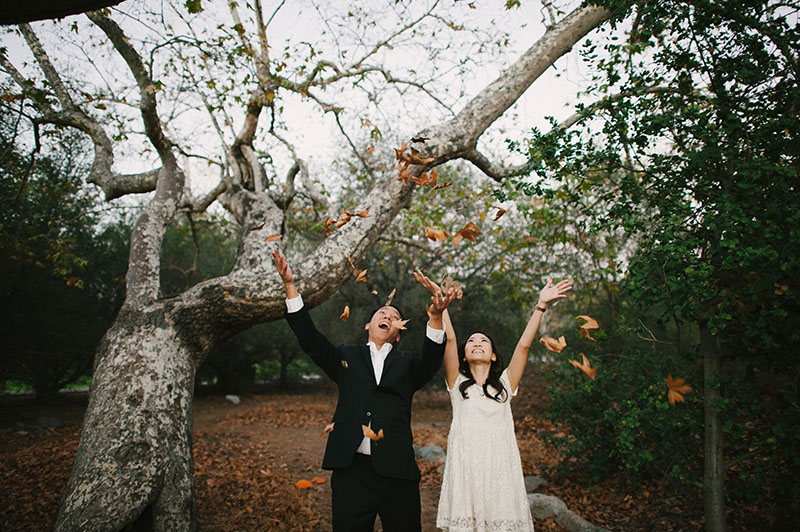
270, 130, 331, 214
333, 110, 378, 182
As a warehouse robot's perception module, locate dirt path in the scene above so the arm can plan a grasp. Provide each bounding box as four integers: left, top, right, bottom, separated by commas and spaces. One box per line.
2, 375, 765, 531
190, 385, 453, 531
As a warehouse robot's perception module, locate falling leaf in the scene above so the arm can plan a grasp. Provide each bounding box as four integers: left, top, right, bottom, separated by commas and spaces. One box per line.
569, 353, 596, 379
425, 227, 450, 242
576, 315, 600, 329
362, 425, 384, 441
356, 209, 369, 218
339, 306, 350, 321
366, 146, 375, 154
312, 477, 326, 484
576, 315, 599, 342
295, 479, 314, 489
371, 289, 379, 295
453, 221, 482, 245
665, 375, 692, 406
320, 422, 335, 436
249, 222, 266, 231
432, 181, 453, 191
494, 208, 506, 221
263, 233, 282, 242
385, 288, 397, 306
774, 283, 789, 295
406, 147, 435, 165
578, 327, 597, 343
391, 319, 409, 330
353, 269, 368, 283
394, 142, 408, 160
348, 256, 356, 269
440, 274, 462, 296
525, 236, 538, 244
539, 336, 567, 352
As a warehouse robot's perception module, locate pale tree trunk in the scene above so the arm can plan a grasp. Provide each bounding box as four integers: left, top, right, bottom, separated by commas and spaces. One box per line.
700, 321, 726, 532
56, 308, 197, 530
4, 4, 612, 531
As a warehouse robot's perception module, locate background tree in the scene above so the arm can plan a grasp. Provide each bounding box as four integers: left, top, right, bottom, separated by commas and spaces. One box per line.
508, 1, 800, 530
0, 105, 128, 400
0, 1, 613, 529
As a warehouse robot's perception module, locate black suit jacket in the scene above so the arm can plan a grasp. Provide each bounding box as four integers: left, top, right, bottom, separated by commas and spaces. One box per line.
285, 306, 445, 480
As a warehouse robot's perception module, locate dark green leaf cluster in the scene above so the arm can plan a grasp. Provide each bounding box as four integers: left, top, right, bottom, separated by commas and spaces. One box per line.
0, 114, 129, 399
506, 0, 800, 510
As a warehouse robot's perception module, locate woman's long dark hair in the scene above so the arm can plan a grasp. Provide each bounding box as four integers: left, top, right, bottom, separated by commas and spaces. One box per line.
458, 331, 507, 403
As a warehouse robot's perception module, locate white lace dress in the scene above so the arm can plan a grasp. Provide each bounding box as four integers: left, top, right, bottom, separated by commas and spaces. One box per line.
436, 369, 534, 532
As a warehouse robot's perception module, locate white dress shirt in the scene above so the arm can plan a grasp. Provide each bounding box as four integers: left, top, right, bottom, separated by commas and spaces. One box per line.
285, 294, 445, 454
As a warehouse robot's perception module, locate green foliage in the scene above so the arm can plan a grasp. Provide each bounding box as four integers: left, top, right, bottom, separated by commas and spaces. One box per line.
505, 0, 800, 509
546, 343, 702, 486
0, 117, 129, 399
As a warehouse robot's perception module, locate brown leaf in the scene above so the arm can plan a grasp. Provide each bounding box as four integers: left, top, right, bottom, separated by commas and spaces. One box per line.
362, 425, 384, 441
539, 336, 567, 353
394, 142, 408, 161
569, 353, 596, 379
366, 146, 375, 154
391, 319, 409, 331
312, 477, 326, 484
453, 221, 482, 244
576, 315, 600, 329
320, 422, 335, 436
354, 269, 368, 283
371, 289, 379, 295
432, 181, 453, 191
339, 306, 350, 321
263, 233, 282, 242
665, 375, 692, 406
494, 208, 506, 221
440, 274, 462, 296
385, 288, 397, 306
295, 479, 314, 489
249, 222, 266, 231
578, 327, 597, 343
356, 209, 369, 218
425, 227, 450, 242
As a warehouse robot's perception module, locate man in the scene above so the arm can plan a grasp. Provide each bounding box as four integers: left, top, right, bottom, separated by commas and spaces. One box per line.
272, 249, 455, 532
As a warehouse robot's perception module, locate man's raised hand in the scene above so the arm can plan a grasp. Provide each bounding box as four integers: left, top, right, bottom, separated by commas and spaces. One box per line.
272, 249, 299, 299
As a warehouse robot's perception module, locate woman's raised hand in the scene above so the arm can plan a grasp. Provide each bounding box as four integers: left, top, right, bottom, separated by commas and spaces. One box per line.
538, 278, 573, 305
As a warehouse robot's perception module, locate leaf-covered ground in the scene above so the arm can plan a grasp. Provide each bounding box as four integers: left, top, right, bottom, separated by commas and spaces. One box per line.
0, 371, 766, 531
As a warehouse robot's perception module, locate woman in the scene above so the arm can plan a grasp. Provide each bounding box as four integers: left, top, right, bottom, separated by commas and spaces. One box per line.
414, 272, 572, 532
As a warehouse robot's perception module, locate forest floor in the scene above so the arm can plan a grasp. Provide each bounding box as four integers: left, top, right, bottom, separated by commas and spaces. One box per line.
0, 370, 767, 531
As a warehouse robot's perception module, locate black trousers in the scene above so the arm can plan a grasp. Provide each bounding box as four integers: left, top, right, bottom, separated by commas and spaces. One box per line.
330, 453, 421, 532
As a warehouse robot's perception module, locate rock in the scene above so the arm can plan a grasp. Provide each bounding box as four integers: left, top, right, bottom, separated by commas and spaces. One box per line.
524, 475, 548, 493
415, 445, 445, 463
224, 394, 241, 405
35, 416, 64, 429
528, 493, 567, 520
556, 509, 596, 531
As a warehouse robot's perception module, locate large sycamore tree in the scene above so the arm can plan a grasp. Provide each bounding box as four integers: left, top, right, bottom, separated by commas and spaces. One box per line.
1, 1, 611, 530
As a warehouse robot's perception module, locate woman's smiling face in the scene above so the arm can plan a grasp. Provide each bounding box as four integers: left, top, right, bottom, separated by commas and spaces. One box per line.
464, 332, 495, 363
